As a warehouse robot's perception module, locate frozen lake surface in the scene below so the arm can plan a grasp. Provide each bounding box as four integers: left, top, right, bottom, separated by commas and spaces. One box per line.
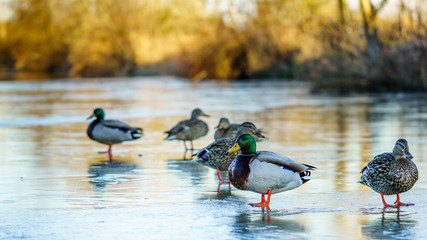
0, 77, 426, 239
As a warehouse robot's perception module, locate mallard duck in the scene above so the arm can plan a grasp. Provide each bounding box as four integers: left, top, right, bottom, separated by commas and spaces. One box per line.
214, 118, 240, 139
358, 138, 418, 208
214, 117, 264, 141
227, 134, 315, 207
87, 108, 143, 162
193, 122, 265, 183
164, 108, 209, 152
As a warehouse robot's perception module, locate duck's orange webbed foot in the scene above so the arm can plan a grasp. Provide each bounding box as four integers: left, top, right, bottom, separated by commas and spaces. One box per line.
249, 190, 272, 207
395, 201, 414, 206
249, 202, 270, 207
381, 192, 414, 208
394, 194, 414, 206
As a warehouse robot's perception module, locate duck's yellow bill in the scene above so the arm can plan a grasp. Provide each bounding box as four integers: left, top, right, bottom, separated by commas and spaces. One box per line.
87, 113, 95, 120
228, 143, 241, 153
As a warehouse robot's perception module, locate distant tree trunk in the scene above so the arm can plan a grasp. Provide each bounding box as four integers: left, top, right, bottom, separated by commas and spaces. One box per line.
232, 45, 249, 79
415, 0, 423, 36
359, 0, 387, 79
397, 0, 404, 37
337, 0, 346, 28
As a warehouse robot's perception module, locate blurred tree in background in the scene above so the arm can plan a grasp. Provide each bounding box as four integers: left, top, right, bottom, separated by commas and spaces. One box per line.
0, 0, 426, 92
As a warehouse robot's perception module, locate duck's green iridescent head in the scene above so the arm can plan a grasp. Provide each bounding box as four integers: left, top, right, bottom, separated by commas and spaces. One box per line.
393, 138, 413, 159
228, 133, 256, 154
87, 108, 105, 120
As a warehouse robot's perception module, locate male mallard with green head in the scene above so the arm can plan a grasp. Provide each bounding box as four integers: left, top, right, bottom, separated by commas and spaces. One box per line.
87, 108, 143, 162
359, 138, 418, 208
194, 122, 266, 183
164, 108, 209, 153
228, 134, 316, 207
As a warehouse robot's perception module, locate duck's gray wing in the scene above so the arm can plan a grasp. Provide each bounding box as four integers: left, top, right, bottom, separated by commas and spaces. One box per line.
102, 119, 142, 131
165, 120, 190, 135
254, 151, 316, 172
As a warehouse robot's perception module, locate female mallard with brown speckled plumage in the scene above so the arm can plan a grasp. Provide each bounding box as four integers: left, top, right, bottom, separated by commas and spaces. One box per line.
214, 118, 240, 139
193, 122, 265, 183
164, 108, 209, 152
214, 117, 264, 141
87, 108, 143, 163
228, 134, 316, 207
358, 138, 418, 208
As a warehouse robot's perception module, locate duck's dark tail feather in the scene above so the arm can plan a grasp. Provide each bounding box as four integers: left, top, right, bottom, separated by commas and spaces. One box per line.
299, 170, 312, 184
131, 128, 144, 139
303, 163, 317, 170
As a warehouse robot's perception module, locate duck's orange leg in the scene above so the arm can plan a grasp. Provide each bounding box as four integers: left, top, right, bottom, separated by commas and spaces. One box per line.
183, 141, 188, 151
250, 190, 272, 207
107, 142, 113, 163
98, 142, 113, 163
381, 192, 396, 207
216, 169, 230, 183
190, 140, 194, 153
394, 193, 414, 206
381, 192, 398, 208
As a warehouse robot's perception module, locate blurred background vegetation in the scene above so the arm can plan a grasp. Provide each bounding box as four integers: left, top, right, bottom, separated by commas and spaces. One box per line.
0, 0, 426, 92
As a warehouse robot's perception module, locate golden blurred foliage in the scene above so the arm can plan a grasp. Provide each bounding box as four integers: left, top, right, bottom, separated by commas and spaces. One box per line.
0, 0, 426, 91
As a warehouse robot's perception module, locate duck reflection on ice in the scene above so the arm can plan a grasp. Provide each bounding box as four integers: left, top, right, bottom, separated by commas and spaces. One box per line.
361, 208, 417, 240
166, 159, 209, 186
88, 160, 138, 190
195, 184, 232, 201
231, 210, 305, 238
167, 158, 232, 198
217, 182, 231, 197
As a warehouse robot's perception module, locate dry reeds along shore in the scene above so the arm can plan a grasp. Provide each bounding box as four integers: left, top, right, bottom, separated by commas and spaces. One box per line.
0, 0, 426, 92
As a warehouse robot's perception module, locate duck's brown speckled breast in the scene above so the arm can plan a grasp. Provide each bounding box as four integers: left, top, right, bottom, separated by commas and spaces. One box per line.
228, 154, 253, 190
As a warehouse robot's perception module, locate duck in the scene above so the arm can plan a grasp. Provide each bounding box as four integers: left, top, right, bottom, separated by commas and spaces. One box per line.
193, 122, 266, 183
214, 117, 264, 141
87, 108, 143, 162
164, 108, 209, 153
228, 134, 316, 207
214, 118, 240, 140
358, 138, 418, 208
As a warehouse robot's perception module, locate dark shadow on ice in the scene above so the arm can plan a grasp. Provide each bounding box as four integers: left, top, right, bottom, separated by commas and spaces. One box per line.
361, 207, 417, 239
88, 160, 138, 191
